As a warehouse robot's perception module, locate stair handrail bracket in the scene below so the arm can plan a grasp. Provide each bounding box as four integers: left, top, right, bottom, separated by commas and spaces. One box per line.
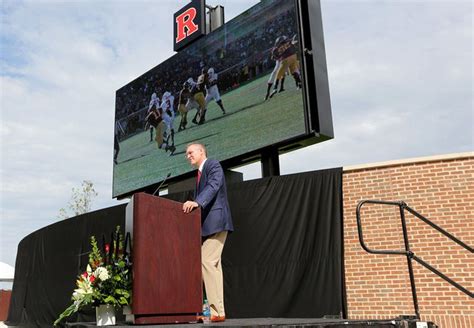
355, 199, 473, 320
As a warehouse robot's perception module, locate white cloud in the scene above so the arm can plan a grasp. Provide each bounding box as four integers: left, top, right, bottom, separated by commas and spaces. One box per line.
0, 0, 261, 267
0, 0, 472, 269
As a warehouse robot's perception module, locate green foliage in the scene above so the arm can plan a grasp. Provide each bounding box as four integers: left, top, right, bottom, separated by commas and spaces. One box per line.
54, 226, 132, 326
58, 180, 98, 219
89, 236, 103, 269
53, 303, 76, 326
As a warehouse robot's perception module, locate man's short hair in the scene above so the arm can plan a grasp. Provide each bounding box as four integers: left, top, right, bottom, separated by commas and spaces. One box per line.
186, 142, 207, 156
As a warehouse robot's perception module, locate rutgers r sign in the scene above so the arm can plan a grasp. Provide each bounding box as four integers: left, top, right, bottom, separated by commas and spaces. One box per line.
174, 0, 206, 52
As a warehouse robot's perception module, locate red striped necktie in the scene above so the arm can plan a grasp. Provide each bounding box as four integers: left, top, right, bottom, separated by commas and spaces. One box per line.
197, 170, 202, 185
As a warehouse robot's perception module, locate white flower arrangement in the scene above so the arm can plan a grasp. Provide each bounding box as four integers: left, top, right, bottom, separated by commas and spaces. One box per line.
94, 266, 110, 281
54, 227, 132, 326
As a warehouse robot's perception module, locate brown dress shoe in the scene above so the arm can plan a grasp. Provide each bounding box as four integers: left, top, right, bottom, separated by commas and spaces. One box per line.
211, 315, 226, 322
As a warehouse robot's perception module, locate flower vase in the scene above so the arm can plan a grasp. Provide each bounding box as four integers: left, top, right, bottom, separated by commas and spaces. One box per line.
96, 304, 116, 326
123, 305, 134, 323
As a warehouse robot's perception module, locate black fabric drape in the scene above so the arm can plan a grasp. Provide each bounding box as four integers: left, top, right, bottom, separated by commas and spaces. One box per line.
7, 168, 343, 326
167, 168, 345, 318
7, 205, 126, 327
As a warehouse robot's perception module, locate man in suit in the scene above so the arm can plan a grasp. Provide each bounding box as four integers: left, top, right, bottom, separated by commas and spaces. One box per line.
183, 143, 234, 323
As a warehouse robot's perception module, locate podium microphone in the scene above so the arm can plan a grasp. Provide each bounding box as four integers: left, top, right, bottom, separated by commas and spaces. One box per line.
152, 172, 171, 196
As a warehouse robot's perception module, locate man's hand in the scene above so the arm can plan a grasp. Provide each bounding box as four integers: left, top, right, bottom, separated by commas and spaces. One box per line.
183, 201, 199, 213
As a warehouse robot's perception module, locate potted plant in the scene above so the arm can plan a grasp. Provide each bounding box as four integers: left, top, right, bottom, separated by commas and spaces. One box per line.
54, 226, 132, 326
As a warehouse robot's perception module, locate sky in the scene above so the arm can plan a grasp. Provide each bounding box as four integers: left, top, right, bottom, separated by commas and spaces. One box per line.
0, 0, 472, 284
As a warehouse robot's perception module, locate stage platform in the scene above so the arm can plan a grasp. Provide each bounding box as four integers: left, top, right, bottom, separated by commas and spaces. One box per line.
66, 317, 434, 327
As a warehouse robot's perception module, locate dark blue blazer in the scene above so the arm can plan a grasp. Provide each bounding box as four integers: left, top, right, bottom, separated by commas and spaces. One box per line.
195, 159, 234, 237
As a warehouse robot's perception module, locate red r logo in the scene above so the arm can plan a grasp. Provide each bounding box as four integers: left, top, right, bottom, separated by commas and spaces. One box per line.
175, 8, 198, 43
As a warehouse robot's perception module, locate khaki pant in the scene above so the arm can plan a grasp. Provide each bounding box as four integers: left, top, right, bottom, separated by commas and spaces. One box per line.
154, 121, 164, 148
277, 53, 299, 80
194, 92, 206, 116
178, 103, 188, 115
202, 231, 228, 317
178, 104, 188, 126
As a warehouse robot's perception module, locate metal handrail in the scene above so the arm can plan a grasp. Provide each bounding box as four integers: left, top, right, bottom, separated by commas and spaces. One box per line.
356, 200, 474, 319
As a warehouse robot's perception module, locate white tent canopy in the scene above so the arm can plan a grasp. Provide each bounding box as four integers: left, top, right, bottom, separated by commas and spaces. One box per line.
0, 262, 14, 282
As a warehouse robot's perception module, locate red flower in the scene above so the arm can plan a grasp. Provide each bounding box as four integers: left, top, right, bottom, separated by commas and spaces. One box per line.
89, 275, 96, 283
105, 244, 110, 253
82, 272, 88, 279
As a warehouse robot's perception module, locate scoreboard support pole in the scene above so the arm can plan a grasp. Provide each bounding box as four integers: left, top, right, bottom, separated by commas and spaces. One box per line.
261, 147, 280, 177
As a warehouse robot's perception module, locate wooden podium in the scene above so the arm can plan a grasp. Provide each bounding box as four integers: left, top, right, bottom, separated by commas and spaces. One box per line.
125, 193, 202, 324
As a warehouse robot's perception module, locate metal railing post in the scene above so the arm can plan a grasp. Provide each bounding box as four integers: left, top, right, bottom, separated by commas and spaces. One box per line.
398, 202, 420, 319
355, 199, 474, 319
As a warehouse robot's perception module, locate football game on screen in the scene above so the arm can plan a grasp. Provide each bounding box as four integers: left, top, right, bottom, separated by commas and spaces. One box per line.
113, 0, 306, 197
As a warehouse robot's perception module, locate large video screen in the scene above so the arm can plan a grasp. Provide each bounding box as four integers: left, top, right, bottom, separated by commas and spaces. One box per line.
113, 0, 308, 198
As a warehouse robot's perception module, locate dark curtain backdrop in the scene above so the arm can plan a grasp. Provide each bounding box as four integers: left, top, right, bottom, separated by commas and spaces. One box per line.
7, 168, 344, 326
7, 206, 126, 327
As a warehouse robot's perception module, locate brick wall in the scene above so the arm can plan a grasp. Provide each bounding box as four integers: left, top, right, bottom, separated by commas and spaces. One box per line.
342, 153, 474, 327
0, 290, 12, 321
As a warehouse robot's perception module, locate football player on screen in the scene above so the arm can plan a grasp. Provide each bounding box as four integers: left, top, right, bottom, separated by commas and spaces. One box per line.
183, 77, 203, 126
192, 68, 209, 125
269, 34, 302, 98
161, 91, 176, 155
264, 54, 284, 100
177, 81, 193, 131
205, 67, 226, 114
114, 132, 120, 165
147, 93, 161, 141
144, 103, 169, 152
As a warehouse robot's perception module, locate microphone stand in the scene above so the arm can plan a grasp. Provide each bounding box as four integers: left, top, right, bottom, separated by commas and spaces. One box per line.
152, 173, 172, 196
